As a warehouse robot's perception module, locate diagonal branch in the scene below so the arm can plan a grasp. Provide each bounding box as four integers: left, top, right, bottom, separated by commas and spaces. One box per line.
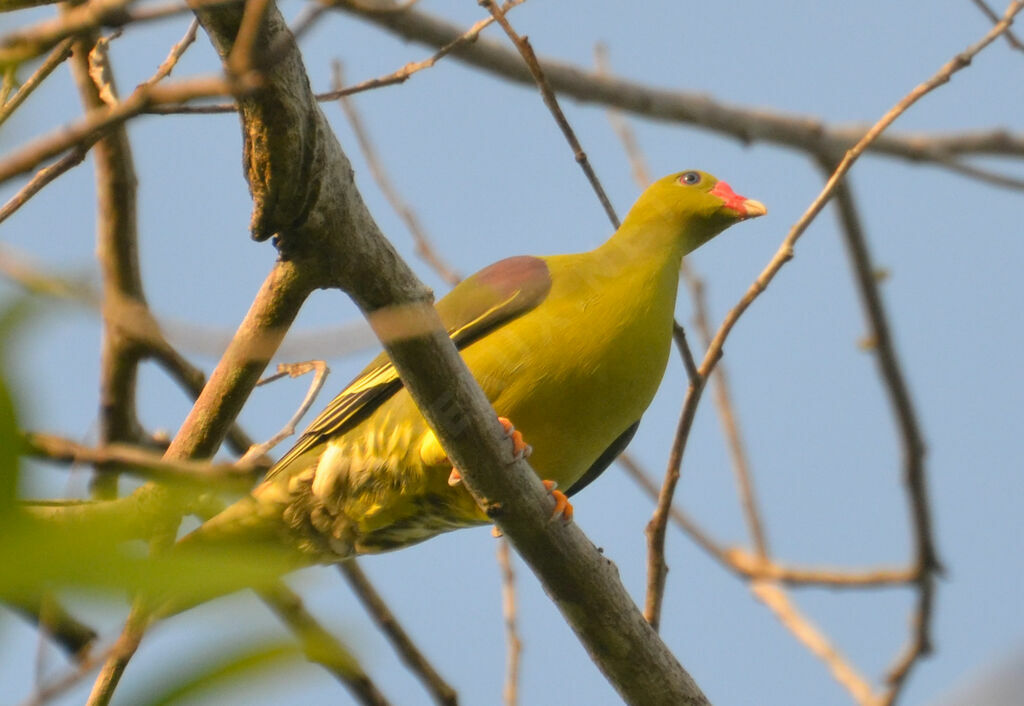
479, 0, 619, 228
823, 162, 939, 706
0, 37, 74, 127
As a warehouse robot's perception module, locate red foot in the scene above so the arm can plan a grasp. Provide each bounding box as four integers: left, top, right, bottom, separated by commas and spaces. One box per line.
542, 480, 573, 523
498, 416, 532, 460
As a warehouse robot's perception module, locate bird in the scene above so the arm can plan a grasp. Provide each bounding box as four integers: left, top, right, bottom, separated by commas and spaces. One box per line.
185, 170, 765, 567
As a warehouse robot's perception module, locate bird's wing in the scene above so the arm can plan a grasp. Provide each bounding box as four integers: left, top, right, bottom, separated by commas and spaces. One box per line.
566, 421, 639, 497
266, 256, 552, 478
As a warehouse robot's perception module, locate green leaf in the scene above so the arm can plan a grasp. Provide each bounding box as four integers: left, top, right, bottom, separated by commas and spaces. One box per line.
124, 641, 305, 706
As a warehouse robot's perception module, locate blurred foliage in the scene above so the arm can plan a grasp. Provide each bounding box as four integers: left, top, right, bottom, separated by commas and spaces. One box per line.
125, 642, 305, 706
0, 297, 297, 617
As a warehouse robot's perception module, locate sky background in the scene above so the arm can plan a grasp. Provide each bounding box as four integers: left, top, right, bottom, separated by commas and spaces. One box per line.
1, 0, 1023, 704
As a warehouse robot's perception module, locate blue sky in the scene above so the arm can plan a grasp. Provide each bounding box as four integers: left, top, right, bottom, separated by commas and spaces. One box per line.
1, 1, 1022, 704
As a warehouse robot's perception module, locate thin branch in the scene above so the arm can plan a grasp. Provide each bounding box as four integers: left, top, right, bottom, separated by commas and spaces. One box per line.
0, 0, 231, 65
256, 584, 392, 706
149, 0, 528, 115
226, 0, 272, 80
620, 452, 917, 588
0, 75, 232, 187
338, 0, 1024, 168
972, 0, 1024, 51
479, 0, 619, 228
0, 148, 89, 226
751, 581, 879, 705
23, 431, 266, 486
67, 18, 144, 499
238, 360, 331, 465
1, 65, 13, 104
2, 0, 136, 66
928, 153, 1024, 192
339, 561, 458, 706
643, 369, 707, 630
332, 62, 462, 286
150, 17, 199, 83
670, 321, 699, 385
11, 595, 97, 662
822, 161, 939, 706
496, 538, 521, 706
0, 37, 74, 128
288, 2, 330, 42
21, 640, 119, 706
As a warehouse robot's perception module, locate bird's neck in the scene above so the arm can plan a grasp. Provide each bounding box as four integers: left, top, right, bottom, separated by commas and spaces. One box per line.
591, 216, 688, 279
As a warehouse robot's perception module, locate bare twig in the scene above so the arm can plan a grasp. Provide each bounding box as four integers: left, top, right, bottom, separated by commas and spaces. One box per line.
150, 0, 528, 115
752, 582, 878, 704
1, 0, 142, 66
67, 17, 143, 499
0, 75, 231, 187
0, 38, 74, 128
11, 595, 97, 663
496, 538, 521, 706
0, 0, 233, 65
670, 321, 699, 385
332, 62, 462, 286
23, 431, 267, 485
972, 0, 1024, 51
822, 161, 939, 706
226, 0, 272, 80
256, 583, 392, 706
149, 17, 199, 84
238, 360, 331, 465
643, 369, 707, 630
339, 562, 458, 706
21, 640, 118, 706
620, 454, 916, 588
479, 0, 619, 228
0, 148, 89, 226
288, 2, 330, 42
0, 21, 203, 226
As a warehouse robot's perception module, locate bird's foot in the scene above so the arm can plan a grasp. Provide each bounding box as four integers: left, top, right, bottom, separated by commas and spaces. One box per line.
542, 480, 573, 523
497, 416, 532, 461
447, 416, 531, 487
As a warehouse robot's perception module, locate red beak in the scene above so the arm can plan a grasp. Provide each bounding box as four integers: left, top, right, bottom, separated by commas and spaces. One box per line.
710, 181, 767, 219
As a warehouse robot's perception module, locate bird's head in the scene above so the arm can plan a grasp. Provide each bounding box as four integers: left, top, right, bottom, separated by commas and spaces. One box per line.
619, 170, 766, 255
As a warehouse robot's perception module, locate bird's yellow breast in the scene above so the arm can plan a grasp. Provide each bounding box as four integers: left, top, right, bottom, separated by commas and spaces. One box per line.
465, 251, 679, 490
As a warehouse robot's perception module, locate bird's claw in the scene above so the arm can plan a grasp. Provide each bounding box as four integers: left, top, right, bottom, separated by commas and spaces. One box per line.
498, 416, 532, 461
542, 480, 573, 523
446, 416, 531, 488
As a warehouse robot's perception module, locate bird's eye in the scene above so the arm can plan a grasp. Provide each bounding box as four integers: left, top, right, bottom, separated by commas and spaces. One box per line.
679, 171, 701, 185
